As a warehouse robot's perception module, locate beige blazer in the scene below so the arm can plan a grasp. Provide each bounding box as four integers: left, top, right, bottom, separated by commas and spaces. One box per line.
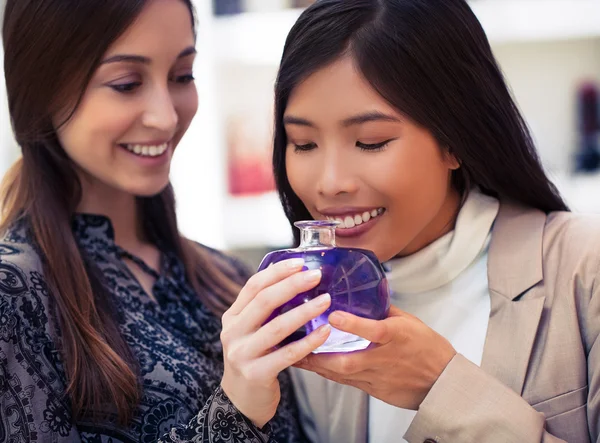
291, 201, 600, 443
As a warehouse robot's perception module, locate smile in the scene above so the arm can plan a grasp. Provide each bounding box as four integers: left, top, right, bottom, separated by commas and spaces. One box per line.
119, 142, 169, 157
325, 208, 385, 229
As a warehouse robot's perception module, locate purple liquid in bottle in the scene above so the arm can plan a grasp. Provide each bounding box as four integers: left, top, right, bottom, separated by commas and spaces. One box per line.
258, 220, 390, 353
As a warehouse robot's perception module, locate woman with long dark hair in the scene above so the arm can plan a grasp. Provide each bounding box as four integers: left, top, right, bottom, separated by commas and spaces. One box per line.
265, 0, 597, 441
0, 0, 328, 441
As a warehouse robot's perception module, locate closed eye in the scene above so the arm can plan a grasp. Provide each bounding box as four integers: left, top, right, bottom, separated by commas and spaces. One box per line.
293, 142, 317, 152
173, 74, 195, 84
110, 82, 142, 93
356, 139, 395, 151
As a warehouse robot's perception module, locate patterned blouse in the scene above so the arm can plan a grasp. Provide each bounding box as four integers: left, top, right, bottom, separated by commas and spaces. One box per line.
0, 214, 306, 442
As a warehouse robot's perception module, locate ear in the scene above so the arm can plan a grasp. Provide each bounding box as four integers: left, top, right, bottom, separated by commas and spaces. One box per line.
444, 151, 460, 170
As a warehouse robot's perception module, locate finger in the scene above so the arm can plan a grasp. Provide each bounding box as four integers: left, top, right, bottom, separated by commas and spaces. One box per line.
300, 349, 372, 376
327, 311, 394, 344
238, 268, 323, 332
227, 258, 305, 316
297, 364, 371, 390
323, 375, 369, 393
255, 323, 332, 378
388, 305, 411, 318
245, 293, 332, 357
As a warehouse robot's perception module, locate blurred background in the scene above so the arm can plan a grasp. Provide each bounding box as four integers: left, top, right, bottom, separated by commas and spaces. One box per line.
1, 0, 600, 268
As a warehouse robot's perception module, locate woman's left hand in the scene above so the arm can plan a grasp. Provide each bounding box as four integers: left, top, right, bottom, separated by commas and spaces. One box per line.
294, 306, 457, 410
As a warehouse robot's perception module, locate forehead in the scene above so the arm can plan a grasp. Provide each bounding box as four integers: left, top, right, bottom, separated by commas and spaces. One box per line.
104, 0, 194, 57
286, 57, 399, 121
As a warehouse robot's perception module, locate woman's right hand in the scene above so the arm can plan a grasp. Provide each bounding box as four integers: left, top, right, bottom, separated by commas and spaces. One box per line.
220, 258, 331, 428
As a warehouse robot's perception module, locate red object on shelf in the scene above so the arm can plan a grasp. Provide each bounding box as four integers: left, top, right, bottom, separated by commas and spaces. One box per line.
228, 156, 275, 195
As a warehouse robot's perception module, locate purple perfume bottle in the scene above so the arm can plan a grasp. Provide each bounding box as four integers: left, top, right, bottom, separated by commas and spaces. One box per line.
258, 220, 390, 353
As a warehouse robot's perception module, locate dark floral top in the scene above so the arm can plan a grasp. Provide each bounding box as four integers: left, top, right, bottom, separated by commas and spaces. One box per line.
0, 214, 305, 442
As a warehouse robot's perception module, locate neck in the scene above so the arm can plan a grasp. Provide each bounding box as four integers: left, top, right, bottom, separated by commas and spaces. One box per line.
387, 189, 499, 294
76, 176, 145, 251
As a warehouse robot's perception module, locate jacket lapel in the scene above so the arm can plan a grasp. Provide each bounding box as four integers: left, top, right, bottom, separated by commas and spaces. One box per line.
482, 201, 547, 395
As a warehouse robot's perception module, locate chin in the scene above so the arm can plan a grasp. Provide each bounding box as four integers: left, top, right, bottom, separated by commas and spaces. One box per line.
125, 179, 171, 198
373, 245, 398, 263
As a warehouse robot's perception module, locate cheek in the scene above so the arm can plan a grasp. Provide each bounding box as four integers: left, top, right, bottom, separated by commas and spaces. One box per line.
174, 87, 198, 131
285, 149, 313, 203
285, 149, 300, 190
379, 137, 451, 200
58, 120, 100, 165
61, 96, 135, 148
56, 98, 135, 172
381, 141, 453, 239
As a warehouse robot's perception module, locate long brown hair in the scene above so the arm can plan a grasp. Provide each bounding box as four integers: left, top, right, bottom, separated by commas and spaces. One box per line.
1, 0, 240, 424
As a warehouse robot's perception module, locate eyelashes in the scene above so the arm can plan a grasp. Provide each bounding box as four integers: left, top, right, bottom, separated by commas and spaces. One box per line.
356, 139, 394, 152
293, 139, 395, 153
108, 74, 195, 94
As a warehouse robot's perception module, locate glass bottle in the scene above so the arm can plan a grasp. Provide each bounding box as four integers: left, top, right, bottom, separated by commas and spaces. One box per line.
258, 220, 390, 353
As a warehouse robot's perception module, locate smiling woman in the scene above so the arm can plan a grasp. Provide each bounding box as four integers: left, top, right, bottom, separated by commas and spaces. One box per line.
0, 0, 306, 441
53, 3, 198, 200
268, 1, 600, 442
282, 57, 461, 257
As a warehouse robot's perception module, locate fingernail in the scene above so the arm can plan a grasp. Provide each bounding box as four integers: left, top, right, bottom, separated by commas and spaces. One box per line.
316, 324, 331, 335
304, 269, 322, 281
314, 293, 331, 307
329, 311, 347, 326
285, 258, 305, 269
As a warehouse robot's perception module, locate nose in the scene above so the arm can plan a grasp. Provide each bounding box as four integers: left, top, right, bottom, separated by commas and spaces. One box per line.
141, 85, 178, 134
316, 146, 360, 198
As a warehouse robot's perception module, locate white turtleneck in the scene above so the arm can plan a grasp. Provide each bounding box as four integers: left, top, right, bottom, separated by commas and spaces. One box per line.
368, 190, 500, 442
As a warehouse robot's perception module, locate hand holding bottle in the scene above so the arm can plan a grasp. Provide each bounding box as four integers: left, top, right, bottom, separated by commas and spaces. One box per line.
220, 258, 331, 428
294, 306, 456, 411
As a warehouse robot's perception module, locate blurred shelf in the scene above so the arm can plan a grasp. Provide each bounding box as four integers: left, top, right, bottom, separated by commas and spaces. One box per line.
550, 171, 600, 213
223, 191, 294, 248
213, 8, 302, 65
470, 0, 600, 44
213, 0, 600, 65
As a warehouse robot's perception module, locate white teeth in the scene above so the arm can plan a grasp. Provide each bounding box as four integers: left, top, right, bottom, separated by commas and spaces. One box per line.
124, 142, 169, 157
326, 208, 384, 229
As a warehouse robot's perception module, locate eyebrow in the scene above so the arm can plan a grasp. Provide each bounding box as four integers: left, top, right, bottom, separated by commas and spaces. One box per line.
100, 46, 197, 65
283, 111, 401, 128
342, 111, 401, 127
